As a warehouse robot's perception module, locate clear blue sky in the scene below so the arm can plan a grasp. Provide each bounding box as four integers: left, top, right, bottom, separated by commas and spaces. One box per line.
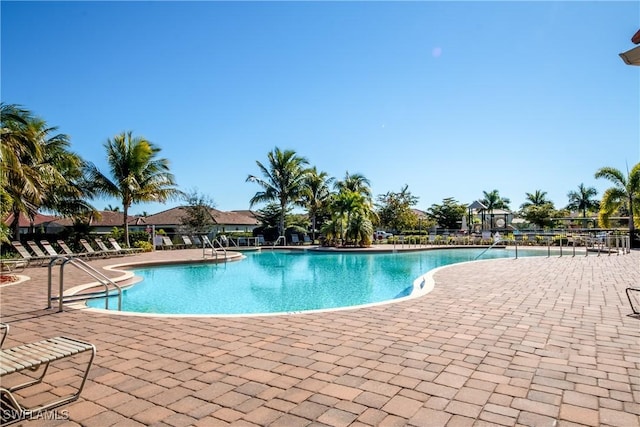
2, 1, 639, 216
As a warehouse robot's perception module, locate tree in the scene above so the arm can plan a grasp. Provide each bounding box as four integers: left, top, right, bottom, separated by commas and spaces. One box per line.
595, 163, 640, 247
327, 190, 375, 246
86, 131, 182, 246
426, 198, 467, 230
334, 171, 372, 200
302, 167, 334, 241
1, 103, 94, 240
521, 205, 557, 229
376, 184, 419, 233
520, 190, 556, 229
181, 189, 215, 235
481, 189, 511, 212
247, 147, 310, 237
566, 183, 599, 227
254, 203, 287, 242
520, 190, 551, 209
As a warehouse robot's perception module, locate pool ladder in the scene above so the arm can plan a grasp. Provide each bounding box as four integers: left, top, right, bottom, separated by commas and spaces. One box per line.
202, 237, 228, 260
47, 256, 122, 312
474, 238, 503, 260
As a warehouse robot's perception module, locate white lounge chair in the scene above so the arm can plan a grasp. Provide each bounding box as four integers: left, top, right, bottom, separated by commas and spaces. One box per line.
108, 238, 143, 254
0, 322, 95, 425
56, 240, 89, 258
11, 241, 49, 266
181, 235, 194, 248
26, 240, 52, 260
39, 240, 63, 258
79, 239, 108, 258
94, 238, 124, 256
161, 236, 174, 250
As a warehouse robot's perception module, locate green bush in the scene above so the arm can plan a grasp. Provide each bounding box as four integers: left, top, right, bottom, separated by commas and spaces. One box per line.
134, 241, 153, 252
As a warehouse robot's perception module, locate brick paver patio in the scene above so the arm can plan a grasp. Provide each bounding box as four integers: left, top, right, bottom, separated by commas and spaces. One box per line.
1, 248, 638, 426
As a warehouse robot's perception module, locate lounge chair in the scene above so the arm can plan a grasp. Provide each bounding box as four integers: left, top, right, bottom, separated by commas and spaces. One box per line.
94, 238, 124, 256
181, 235, 194, 248
0, 322, 95, 425
290, 234, 300, 245
26, 240, 52, 260
11, 241, 49, 266
56, 240, 89, 258
79, 239, 108, 258
39, 240, 63, 258
0, 259, 28, 273
191, 235, 202, 247
257, 235, 265, 246
201, 235, 214, 248
626, 287, 640, 317
303, 235, 312, 244
161, 236, 174, 250
108, 238, 143, 254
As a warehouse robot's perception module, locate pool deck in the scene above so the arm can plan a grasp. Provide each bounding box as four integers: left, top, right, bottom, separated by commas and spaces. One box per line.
1, 247, 639, 426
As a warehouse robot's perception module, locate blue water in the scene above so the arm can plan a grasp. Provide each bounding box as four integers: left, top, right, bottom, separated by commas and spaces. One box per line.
87, 248, 545, 315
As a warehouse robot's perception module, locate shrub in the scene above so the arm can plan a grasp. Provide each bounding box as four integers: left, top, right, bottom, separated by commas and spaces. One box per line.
134, 241, 153, 252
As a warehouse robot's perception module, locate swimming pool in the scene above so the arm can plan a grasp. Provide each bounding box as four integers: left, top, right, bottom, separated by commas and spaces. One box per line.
87, 248, 546, 315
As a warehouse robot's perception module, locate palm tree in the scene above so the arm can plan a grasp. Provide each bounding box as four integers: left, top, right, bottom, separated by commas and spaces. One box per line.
1, 104, 93, 240
566, 183, 599, 226
520, 190, 550, 209
247, 147, 310, 237
481, 189, 511, 212
595, 163, 640, 247
481, 189, 510, 230
335, 171, 372, 201
302, 167, 334, 241
86, 131, 182, 246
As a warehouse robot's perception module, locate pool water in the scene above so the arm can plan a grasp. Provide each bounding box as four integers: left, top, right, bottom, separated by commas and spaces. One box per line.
88, 248, 544, 315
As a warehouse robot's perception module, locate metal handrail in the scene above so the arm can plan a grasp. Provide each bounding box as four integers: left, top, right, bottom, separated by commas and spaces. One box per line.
474, 238, 503, 260
201, 237, 227, 260
274, 236, 286, 247
47, 256, 122, 312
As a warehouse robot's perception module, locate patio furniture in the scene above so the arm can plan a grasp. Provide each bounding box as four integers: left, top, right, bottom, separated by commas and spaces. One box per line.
181, 236, 194, 248
0, 323, 96, 425
290, 234, 300, 245
94, 238, 124, 256
26, 241, 51, 260
626, 287, 640, 317
0, 260, 27, 273
303, 235, 312, 244
56, 240, 90, 258
108, 238, 143, 255
10, 241, 49, 266
191, 235, 202, 247
161, 236, 174, 250
39, 240, 63, 258
79, 239, 109, 258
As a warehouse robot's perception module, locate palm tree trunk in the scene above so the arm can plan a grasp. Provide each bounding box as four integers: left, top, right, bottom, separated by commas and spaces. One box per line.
11, 208, 20, 242
279, 202, 285, 239
123, 204, 130, 247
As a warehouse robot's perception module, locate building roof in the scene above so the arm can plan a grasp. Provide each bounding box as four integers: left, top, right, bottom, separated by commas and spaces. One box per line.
3, 212, 60, 227
143, 206, 259, 227
211, 209, 259, 226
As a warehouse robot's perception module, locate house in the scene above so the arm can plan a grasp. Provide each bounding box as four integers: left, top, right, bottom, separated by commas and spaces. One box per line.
141, 206, 259, 237
2, 212, 64, 235
53, 211, 143, 235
